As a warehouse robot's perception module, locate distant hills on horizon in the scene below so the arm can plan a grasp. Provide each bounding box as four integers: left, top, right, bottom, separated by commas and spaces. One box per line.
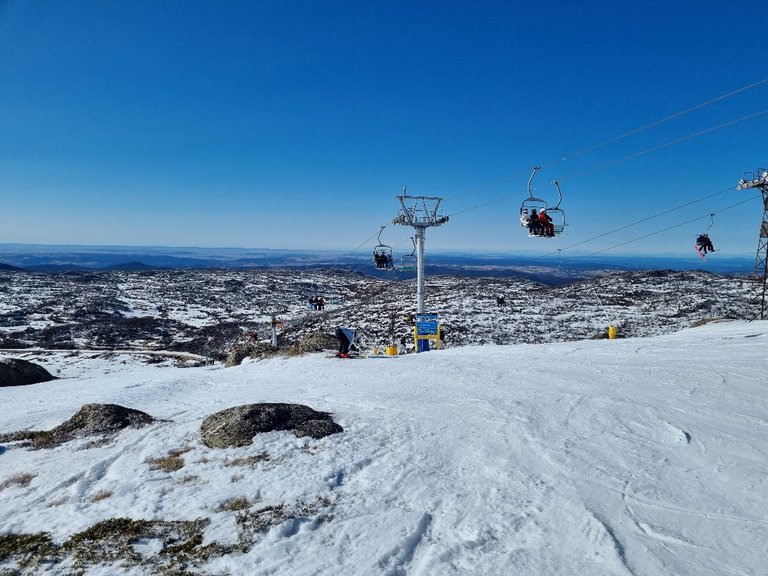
0, 243, 755, 283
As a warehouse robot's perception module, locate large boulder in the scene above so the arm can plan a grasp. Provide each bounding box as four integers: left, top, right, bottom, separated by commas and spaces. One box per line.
0, 403, 157, 449
200, 403, 343, 448
0, 358, 57, 387
50, 403, 156, 439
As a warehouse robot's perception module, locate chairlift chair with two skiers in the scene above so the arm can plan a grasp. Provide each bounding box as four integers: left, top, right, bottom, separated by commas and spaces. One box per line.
519, 166, 566, 238
373, 226, 394, 270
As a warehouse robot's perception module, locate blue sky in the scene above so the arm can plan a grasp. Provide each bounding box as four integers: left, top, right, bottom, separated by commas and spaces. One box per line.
1, 0, 766, 258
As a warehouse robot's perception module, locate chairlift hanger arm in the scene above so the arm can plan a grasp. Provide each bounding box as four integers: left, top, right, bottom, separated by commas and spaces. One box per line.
552, 180, 563, 210
527, 166, 542, 199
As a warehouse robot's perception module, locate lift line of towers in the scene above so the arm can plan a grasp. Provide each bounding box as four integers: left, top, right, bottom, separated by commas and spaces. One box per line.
268, 166, 768, 351
377, 167, 768, 320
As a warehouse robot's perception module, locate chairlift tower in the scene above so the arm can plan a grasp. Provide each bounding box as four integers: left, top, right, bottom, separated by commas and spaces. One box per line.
263, 304, 288, 349
392, 188, 449, 313
737, 169, 768, 319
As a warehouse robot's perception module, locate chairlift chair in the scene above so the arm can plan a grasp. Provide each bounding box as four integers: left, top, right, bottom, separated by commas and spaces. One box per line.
520, 167, 567, 238
397, 236, 417, 272
695, 214, 716, 255
373, 226, 394, 270
546, 180, 567, 236
520, 166, 548, 235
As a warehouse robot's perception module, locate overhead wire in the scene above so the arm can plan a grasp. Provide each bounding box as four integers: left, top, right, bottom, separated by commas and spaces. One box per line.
333, 78, 768, 275
444, 76, 768, 202
445, 108, 768, 221
542, 185, 737, 257
577, 195, 760, 258
553, 77, 768, 165
557, 108, 768, 182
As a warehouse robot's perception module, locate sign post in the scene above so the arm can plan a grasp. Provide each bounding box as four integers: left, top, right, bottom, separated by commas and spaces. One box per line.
414, 312, 441, 352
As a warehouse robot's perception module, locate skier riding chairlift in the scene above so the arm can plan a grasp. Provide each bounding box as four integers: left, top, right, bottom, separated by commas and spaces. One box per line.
695, 214, 716, 256
519, 166, 566, 237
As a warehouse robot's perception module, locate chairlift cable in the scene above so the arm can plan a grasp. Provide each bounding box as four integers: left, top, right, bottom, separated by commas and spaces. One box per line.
331, 83, 768, 287
557, 109, 768, 182
444, 109, 768, 222
444, 77, 768, 202
579, 196, 760, 257
552, 77, 768, 166
541, 185, 737, 257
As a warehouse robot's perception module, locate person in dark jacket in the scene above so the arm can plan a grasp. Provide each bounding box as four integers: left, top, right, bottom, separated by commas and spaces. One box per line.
335, 327, 354, 357
696, 233, 715, 254
528, 209, 543, 236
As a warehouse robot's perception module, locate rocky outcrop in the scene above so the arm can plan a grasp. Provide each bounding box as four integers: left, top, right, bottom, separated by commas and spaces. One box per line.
200, 403, 343, 448
0, 358, 57, 387
0, 403, 157, 448
285, 332, 338, 357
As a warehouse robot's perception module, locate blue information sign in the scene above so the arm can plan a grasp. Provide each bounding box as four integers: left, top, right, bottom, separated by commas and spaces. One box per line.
416, 313, 439, 335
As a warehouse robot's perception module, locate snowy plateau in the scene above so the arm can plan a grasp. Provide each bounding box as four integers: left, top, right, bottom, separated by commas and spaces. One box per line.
0, 267, 767, 576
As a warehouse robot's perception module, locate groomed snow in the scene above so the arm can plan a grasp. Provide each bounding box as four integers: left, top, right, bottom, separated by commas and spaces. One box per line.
1, 321, 767, 575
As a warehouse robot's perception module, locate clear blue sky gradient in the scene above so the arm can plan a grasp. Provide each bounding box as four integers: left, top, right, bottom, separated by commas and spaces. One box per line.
1, 0, 767, 258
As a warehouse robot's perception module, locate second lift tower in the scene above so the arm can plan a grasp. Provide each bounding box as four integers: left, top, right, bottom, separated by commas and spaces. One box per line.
392, 188, 449, 313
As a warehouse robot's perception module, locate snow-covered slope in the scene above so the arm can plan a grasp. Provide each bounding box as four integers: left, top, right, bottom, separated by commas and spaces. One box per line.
1, 320, 766, 575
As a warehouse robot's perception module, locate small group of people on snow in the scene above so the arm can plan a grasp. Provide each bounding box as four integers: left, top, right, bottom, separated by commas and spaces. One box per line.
308, 296, 325, 310
520, 208, 555, 237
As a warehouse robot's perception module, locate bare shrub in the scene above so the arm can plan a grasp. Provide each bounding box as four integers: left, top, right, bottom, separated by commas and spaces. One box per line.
0, 472, 35, 490
90, 489, 113, 502
216, 496, 253, 512
147, 446, 192, 472
224, 452, 270, 468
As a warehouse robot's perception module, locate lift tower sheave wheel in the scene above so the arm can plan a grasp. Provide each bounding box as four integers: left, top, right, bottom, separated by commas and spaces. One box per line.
737, 169, 768, 320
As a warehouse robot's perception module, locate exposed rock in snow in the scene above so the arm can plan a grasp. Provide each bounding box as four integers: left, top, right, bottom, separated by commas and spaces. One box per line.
200, 403, 343, 448
0, 403, 157, 448
0, 358, 56, 387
